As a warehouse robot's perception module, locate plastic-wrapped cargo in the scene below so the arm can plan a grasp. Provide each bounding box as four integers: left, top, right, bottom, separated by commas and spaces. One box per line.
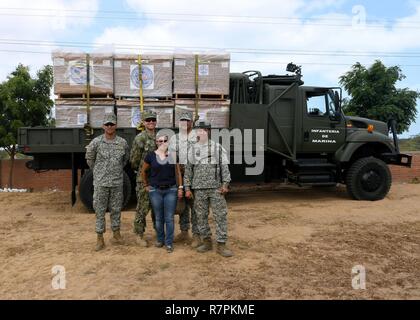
114, 54, 173, 98
52, 51, 113, 96
116, 99, 174, 128
173, 53, 230, 96
55, 99, 115, 128
174, 100, 230, 128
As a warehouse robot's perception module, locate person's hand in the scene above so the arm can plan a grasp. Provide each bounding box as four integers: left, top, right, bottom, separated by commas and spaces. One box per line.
144, 185, 150, 192
219, 186, 229, 195
185, 190, 193, 199
177, 189, 184, 199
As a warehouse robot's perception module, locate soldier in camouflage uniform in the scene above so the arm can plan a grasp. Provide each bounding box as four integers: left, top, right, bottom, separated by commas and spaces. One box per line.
168, 112, 200, 247
184, 120, 234, 257
130, 110, 157, 247
85, 113, 130, 251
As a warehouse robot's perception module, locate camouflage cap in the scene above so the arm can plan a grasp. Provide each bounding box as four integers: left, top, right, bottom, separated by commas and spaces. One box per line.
179, 112, 193, 121
142, 110, 157, 120
103, 113, 117, 125
194, 119, 211, 129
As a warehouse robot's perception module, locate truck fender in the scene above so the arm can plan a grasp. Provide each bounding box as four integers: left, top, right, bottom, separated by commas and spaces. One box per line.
335, 140, 394, 163
344, 130, 393, 143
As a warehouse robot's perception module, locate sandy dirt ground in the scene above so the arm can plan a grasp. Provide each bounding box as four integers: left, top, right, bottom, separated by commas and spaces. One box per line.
0, 183, 419, 300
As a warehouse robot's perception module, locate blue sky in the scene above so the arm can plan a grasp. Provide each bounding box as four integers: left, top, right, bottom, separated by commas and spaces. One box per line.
0, 0, 419, 137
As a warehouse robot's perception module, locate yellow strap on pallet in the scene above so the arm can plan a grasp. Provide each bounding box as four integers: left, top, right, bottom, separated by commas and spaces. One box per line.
137, 54, 145, 131
84, 53, 93, 139
86, 53, 91, 124
194, 54, 199, 122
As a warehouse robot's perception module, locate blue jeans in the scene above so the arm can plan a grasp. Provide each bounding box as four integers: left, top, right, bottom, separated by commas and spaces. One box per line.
148, 186, 177, 247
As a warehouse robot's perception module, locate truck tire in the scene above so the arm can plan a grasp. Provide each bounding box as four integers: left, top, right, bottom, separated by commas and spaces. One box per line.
79, 170, 132, 212
346, 157, 391, 201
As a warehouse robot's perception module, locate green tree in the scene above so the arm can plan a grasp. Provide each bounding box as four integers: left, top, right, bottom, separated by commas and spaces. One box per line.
339, 60, 419, 134
0, 64, 53, 188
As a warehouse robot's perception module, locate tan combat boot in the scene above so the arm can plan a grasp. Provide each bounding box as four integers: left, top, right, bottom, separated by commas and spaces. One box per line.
191, 234, 202, 248
196, 238, 212, 253
111, 230, 124, 245
95, 233, 105, 251
173, 230, 190, 243
136, 234, 148, 247
216, 242, 234, 258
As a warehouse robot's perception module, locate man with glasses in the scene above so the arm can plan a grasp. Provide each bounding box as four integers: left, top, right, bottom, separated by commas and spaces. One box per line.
86, 113, 130, 251
130, 110, 158, 247
184, 120, 233, 258
168, 112, 200, 247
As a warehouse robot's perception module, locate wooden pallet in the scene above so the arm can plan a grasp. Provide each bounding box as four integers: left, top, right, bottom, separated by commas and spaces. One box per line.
172, 93, 229, 100
56, 93, 113, 99
116, 95, 172, 101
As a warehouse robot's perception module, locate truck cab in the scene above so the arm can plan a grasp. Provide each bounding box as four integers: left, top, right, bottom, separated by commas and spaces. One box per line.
229, 65, 411, 200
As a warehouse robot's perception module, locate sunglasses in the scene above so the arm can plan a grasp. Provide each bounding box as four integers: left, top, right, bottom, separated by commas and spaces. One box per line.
104, 123, 115, 127
157, 139, 168, 143
145, 118, 157, 123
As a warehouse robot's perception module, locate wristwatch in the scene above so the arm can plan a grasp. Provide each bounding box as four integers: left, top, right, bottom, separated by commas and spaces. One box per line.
178, 185, 184, 189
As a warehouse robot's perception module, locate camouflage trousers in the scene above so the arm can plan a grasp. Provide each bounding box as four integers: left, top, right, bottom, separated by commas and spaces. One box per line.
179, 197, 199, 235
134, 182, 155, 235
193, 188, 228, 243
93, 185, 123, 234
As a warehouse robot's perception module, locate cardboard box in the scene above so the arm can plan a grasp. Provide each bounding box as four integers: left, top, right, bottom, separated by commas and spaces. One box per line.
55, 99, 115, 128
116, 99, 174, 128
52, 52, 114, 95
174, 99, 230, 128
114, 54, 173, 98
173, 53, 230, 96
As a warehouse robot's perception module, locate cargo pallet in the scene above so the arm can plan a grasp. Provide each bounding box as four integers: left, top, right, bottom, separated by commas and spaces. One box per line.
115, 96, 172, 101
56, 93, 113, 99
172, 93, 229, 100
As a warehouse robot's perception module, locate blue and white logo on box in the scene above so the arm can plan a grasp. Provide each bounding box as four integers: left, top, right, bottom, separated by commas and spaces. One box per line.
68, 60, 93, 86
130, 65, 154, 90
131, 107, 141, 127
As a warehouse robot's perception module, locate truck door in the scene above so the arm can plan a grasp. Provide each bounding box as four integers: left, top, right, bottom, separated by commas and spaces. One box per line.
300, 88, 345, 153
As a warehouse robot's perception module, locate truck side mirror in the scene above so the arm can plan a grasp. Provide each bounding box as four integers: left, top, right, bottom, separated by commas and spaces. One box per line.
334, 91, 340, 112
329, 91, 341, 122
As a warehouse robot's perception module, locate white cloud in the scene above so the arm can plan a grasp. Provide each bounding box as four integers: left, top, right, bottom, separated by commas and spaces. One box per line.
126, 0, 305, 16
92, 0, 420, 86
0, 0, 99, 80
302, 0, 346, 13
92, 0, 420, 134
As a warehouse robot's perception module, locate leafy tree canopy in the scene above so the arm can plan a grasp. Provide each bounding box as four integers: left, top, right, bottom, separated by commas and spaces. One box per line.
339, 60, 419, 134
0, 64, 53, 152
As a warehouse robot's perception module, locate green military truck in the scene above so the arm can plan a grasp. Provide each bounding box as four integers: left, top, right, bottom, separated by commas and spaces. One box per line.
18, 64, 412, 210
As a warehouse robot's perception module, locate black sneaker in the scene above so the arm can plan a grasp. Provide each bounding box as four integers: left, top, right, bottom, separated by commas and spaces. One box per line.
155, 241, 164, 248
166, 245, 174, 253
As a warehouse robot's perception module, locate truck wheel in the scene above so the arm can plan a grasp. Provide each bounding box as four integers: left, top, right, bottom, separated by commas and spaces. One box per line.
79, 170, 132, 213
346, 157, 391, 201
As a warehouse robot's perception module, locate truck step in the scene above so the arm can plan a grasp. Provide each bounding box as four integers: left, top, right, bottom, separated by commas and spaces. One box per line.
287, 170, 336, 185
294, 159, 336, 169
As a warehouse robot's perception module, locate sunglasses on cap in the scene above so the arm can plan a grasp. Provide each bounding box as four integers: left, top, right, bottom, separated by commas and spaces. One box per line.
156, 139, 168, 143
145, 118, 157, 123
104, 123, 116, 127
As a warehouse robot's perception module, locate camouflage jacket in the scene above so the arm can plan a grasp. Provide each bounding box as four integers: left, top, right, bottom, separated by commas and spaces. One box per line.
130, 130, 156, 182
168, 130, 197, 166
85, 134, 129, 187
184, 139, 231, 190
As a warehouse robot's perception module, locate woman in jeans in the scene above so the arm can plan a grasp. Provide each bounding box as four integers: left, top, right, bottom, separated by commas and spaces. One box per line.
141, 134, 183, 253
